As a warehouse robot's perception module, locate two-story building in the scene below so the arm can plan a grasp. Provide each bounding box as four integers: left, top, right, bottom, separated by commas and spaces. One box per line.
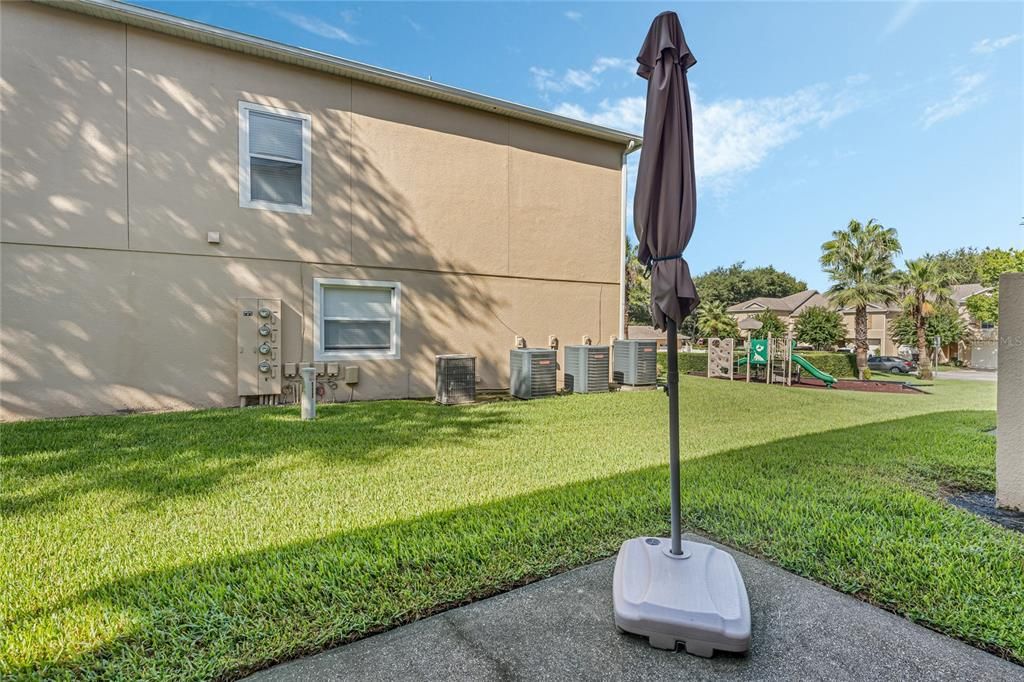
0, 0, 641, 420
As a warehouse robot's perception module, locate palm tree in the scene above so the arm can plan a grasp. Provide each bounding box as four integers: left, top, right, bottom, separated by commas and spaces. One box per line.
697, 301, 738, 339
820, 219, 902, 378
899, 258, 953, 379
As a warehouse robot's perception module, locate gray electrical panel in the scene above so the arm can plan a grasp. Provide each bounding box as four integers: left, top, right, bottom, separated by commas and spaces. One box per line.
613, 339, 658, 386
510, 348, 557, 399
237, 297, 282, 399
564, 345, 610, 393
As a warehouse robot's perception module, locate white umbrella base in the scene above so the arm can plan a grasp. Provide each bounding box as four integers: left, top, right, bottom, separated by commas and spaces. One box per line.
613, 537, 751, 657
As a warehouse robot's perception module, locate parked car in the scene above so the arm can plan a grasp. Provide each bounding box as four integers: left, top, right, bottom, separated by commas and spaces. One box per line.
867, 356, 917, 374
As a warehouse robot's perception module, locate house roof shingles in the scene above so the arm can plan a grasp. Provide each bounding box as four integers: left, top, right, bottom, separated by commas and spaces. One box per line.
727, 284, 989, 316
726, 289, 828, 315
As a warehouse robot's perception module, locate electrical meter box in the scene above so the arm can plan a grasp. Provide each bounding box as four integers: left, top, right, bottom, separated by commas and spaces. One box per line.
237, 298, 282, 398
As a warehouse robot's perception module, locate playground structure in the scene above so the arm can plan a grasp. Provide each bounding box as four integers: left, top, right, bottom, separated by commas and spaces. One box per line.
709, 334, 837, 388
707, 337, 735, 380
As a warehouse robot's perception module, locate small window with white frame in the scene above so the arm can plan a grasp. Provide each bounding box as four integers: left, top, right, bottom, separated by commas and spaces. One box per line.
238, 101, 311, 214
314, 278, 401, 360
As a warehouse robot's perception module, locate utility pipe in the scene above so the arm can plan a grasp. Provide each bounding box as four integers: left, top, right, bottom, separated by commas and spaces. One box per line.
300, 366, 316, 420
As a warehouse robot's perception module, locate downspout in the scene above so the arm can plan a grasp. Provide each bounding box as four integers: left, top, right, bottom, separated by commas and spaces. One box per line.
619, 140, 640, 340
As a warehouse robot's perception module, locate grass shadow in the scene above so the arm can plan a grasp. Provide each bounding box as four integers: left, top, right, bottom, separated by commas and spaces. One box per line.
1, 400, 523, 516
5, 411, 1021, 680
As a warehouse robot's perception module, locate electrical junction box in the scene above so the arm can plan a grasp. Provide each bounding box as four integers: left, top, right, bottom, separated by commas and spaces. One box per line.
237, 298, 282, 398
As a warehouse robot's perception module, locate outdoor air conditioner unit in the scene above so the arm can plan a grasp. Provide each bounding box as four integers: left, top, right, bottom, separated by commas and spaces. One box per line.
564, 345, 610, 394
509, 348, 557, 399
613, 339, 658, 386
435, 354, 476, 405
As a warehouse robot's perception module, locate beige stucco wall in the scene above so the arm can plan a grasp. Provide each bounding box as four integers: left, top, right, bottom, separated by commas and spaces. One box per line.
0, 3, 624, 420
996, 273, 1023, 510
838, 310, 899, 355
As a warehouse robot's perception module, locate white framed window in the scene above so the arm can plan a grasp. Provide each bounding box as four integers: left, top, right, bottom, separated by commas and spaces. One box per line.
238, 101, 311, 214
314, 278, 401, 360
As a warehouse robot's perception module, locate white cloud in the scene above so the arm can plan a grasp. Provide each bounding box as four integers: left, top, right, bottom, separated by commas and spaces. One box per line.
921, 71, 988, 128
971, 34, 1021, 54
554, 82, 861, 193
592, 57, 630, 73
530, 57, 632, 94
564, 10, 583, 23
553, 97, 645, 131
881, 1, 922, 38
277, 11, 363, 45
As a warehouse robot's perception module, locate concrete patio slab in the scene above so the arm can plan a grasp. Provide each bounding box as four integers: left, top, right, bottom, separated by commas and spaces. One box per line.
248, 535, 1021, 681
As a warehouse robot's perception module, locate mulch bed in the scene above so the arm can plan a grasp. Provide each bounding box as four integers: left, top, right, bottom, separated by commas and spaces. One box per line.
944, 490, 1024, 533
689, 372, 924, 394
794, 377, 924, 394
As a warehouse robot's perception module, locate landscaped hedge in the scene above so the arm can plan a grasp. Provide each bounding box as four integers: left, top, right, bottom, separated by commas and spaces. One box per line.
658, 350, 858, 378
657, 351, 735, 375
794, 351, 858, 379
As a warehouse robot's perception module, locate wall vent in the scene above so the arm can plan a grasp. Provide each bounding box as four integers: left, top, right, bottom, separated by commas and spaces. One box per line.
436, 354, 476, 405
613, 339, 658, 386
564, 345, 610, 393
510, 348, 557, 399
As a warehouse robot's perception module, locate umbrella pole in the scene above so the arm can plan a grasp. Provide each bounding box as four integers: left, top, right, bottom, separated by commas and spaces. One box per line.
666, 318, 682, 556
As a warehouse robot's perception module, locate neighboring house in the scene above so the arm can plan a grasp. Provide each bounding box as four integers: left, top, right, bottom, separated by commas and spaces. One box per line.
950, 284, 997, 369
832, 300, 904, 357
726, 290, 831, 335
625, 325, 694, 350
0, 0, 640, 420
627, 326, 668, 349
726, 283, 997, 366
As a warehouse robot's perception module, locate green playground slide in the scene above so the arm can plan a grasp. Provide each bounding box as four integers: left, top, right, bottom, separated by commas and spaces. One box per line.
734, 354, 837, 386
791, 354, 836, 386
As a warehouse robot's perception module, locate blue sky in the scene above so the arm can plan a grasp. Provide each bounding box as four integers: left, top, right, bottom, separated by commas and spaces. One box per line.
138, 1, 1022, 290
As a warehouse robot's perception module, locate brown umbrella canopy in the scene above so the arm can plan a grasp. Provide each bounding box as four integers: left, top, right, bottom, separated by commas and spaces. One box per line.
633, 11, 699, 330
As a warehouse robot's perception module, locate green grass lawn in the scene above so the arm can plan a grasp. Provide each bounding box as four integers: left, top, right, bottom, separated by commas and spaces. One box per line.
2, 378, 1021, 680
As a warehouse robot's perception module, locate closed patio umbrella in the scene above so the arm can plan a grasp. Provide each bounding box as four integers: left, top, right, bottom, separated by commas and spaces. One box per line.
634, 9, 700, 558
612, 11, 751, 657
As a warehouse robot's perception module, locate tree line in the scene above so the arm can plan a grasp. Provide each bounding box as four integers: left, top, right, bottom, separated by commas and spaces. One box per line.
627, 225, 1023, 380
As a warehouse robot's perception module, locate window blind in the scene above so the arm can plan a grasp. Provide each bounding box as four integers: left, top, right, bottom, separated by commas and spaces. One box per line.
249, 111, 303, 160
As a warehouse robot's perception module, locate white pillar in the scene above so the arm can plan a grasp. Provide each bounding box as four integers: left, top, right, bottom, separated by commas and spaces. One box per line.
996, 272, 1024, 510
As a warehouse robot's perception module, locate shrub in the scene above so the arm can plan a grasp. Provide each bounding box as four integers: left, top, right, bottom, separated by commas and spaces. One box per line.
658, 351, 712, 375
796, 351, 858, 378
794, 306, 846, 350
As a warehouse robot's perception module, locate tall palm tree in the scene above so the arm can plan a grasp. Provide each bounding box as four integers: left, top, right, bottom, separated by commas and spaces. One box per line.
820, 219, 902, 378
900, 258, 953, 379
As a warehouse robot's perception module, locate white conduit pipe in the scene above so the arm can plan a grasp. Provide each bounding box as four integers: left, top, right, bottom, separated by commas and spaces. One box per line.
300, 366, 317, 420
619, 140, 640, 340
